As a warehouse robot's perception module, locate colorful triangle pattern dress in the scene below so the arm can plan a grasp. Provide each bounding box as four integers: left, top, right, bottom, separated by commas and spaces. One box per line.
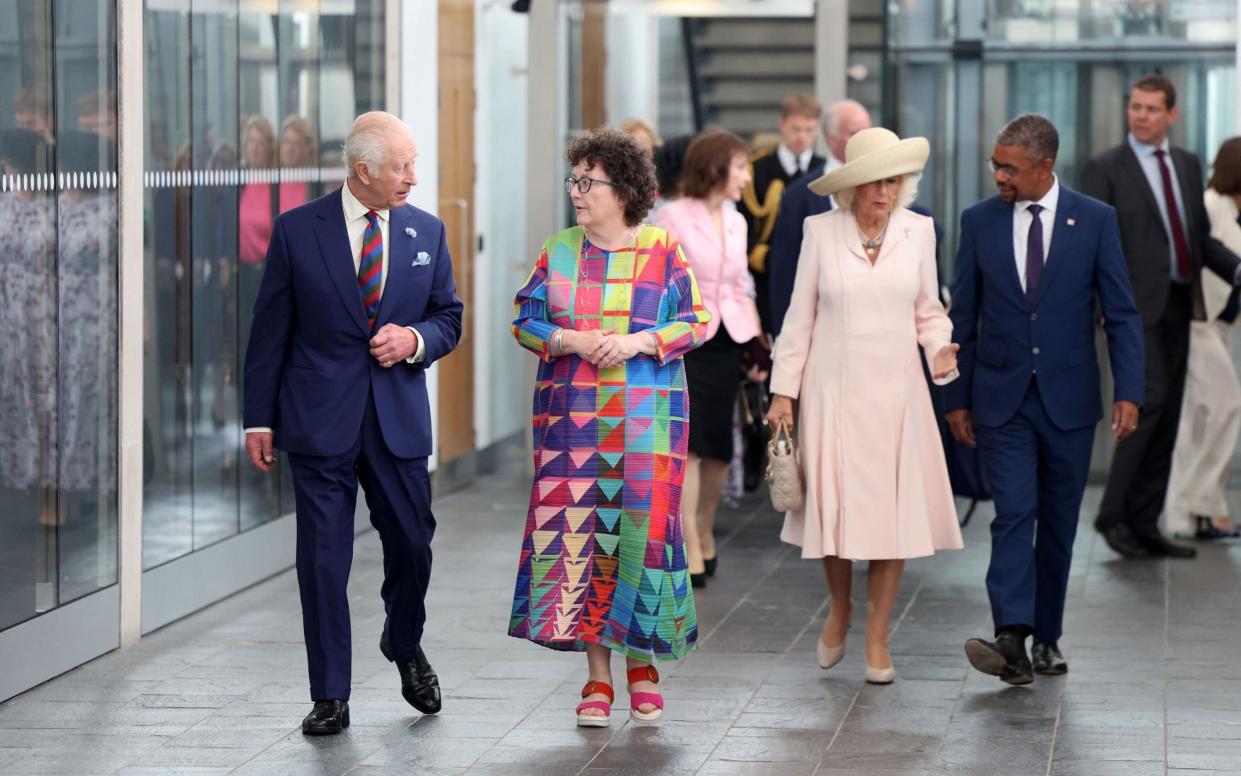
509, 225, 710, 661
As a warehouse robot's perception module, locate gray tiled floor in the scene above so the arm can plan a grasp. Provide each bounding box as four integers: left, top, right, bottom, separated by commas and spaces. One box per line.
4, 466, 1241, 775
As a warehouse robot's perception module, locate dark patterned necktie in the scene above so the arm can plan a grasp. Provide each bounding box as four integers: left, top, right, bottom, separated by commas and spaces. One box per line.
1025, 203, 1044, 305
359, 211, 383, 329
1154, 149, 1192, 279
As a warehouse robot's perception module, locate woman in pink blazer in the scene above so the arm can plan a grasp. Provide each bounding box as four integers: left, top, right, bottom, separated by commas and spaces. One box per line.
653, 130, 765, 587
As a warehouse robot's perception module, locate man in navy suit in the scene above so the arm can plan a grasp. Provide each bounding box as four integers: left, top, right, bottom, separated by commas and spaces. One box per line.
945, 115, 1144, 683
243, 111, 463, 733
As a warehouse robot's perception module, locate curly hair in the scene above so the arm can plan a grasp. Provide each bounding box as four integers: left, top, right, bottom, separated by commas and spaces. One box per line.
566, 128, 657, 227
681, 129, 750, 199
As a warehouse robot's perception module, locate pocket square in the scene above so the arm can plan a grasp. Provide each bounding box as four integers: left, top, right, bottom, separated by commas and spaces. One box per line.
413, 251, 431, 266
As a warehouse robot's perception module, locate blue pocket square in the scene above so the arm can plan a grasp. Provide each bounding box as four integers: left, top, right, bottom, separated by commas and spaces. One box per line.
412, 251, 431, 267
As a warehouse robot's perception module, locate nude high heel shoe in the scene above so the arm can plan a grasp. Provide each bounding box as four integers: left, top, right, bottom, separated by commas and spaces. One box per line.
865, 664, 896, 684
817, 639, 845, 669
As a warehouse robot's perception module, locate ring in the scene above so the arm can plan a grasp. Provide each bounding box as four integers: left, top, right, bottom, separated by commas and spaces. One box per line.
383, 361, 392, 368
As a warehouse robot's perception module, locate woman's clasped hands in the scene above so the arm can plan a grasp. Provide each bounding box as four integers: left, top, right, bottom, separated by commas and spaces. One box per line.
562, 327, 656, 369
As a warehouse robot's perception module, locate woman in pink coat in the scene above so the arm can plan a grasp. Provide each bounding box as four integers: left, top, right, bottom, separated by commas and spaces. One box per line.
766, 128, 963, 684
653, 130, 766, 587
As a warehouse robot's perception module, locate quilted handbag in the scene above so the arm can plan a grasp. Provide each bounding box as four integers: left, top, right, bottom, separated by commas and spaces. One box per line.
765, 419, 804, 513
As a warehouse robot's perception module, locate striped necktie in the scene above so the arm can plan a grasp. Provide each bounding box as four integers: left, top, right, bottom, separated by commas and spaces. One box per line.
359, 210, 383, 329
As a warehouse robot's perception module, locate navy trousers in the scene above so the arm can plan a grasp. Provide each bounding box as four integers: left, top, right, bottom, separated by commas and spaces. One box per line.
287, 391, 436, 701
975, 378, 1094, 643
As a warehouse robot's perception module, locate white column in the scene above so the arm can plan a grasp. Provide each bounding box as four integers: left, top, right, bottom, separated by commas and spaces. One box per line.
401, 0, 439, 470
1236, 0, 1241, 132
528, 0, 562, 255
117, 0, 145, 647
814, 0, 848, 114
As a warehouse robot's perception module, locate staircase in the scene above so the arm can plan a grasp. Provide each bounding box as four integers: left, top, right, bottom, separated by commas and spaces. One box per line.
680, 17, 816, 139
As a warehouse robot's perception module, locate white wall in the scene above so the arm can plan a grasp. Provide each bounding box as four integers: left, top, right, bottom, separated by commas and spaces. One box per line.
400, 0, 440, 468
605, 12, 660, 129
475, 0, 533, 448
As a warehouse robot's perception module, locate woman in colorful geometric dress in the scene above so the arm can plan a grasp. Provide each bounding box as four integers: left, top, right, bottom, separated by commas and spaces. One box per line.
509, 128, 709, 727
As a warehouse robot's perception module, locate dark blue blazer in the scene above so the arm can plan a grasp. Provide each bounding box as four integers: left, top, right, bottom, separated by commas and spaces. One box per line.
943, 186, 1145, 430
243, 187, 464, 458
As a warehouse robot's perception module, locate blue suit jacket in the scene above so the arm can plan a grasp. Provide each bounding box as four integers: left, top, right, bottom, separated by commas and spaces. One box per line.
943, 187, 1144, 430
243, 187, 464, 458
768, 166, 943, 336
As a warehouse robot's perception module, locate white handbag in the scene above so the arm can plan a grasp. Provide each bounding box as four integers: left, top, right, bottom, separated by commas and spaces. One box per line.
765, 419, 804, 513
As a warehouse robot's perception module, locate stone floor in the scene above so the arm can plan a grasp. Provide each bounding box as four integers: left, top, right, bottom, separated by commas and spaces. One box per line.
2, 470, 1241, 775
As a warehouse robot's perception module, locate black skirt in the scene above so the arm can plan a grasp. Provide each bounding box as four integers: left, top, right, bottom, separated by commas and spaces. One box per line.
684, 327, 742, 462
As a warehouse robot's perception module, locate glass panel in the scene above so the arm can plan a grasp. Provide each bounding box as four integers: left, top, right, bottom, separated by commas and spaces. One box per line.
190, 0, 241, 550
143, 0, 194, 569
0, 0, 118, 630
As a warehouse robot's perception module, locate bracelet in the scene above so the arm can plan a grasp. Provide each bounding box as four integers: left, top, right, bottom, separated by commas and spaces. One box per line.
551, 328, 565, 357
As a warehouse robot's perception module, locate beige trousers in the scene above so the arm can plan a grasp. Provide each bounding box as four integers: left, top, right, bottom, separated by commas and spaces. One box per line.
1165, 320, 1241, 534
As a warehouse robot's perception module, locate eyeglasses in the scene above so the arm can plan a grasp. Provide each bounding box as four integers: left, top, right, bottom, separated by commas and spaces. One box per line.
565, 175, 617, 194
986, 158, 1021, 179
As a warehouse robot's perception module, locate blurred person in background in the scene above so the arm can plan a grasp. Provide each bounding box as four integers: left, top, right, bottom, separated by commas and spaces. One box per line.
653, 129, 766, 588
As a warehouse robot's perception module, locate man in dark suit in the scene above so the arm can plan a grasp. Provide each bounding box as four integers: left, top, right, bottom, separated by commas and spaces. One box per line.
1081, 74, 1241, 560
738, 92, 824, 332
243, 111, 463, 734
947, 114, 1144, 683
766, 99, 871, 337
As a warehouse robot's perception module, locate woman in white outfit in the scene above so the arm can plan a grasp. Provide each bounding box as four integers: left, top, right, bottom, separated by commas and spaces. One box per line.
1166, 136, 1241, 540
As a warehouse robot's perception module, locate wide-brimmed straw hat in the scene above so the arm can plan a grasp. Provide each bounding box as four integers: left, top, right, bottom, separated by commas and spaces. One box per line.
808, 127, 930, 197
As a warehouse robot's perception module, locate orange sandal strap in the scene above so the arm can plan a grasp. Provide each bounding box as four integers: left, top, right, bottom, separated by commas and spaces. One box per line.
581, 680, 614, 704
626, 665, 659, 686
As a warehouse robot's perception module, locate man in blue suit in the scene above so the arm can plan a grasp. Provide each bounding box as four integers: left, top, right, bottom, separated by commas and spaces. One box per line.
243, 111, 463, 733
945, 115, 1144, 684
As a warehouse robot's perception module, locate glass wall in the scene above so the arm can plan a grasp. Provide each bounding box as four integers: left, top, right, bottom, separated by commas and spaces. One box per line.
884, 0, 1237, 264
142, 0, 386, 570
0, 1, 119, 631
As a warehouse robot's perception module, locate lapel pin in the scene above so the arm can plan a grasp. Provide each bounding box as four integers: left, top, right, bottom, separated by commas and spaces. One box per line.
405, 227, 416, 238
1066, 218, 1076, 226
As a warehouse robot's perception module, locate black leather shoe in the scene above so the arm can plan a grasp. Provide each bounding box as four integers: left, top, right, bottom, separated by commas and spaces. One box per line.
380, 633, 442, 714
1133, 529, 1197, 559
1031, 640, 1067, 675
704, 556, 718, 577
1098, 523, 1147, 559
964, 629, 1033, 685
301, 700, 349, 735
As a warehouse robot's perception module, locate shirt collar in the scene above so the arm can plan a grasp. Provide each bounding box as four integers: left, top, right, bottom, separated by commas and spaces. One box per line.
342, 180, 389, 224
1015, 175, 1060, 215
1127, 132, 1170, 159
776, 144, 813, 176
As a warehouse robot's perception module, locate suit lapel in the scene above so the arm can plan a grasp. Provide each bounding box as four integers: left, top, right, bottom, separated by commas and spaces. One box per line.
990, 201, 1023, 302
1171, 148, 1201, 238
1032, 189, 1079, 307
314, 189, 370, 335
1118, 143, 1165, 225
374, 206, 417, 328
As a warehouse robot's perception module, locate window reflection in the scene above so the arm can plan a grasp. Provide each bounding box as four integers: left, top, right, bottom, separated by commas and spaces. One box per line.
0, 0, 118, 631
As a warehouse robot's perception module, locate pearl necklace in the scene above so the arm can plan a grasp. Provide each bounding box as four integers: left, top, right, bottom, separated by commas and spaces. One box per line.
855, 216, 890, 258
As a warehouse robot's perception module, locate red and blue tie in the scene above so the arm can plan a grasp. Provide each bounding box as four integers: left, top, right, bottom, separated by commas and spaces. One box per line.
359, 210, 383, 329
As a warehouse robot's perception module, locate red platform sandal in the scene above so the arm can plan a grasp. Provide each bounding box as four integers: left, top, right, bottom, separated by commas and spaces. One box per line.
626, 664, 664, 723
575, 680, 614, 727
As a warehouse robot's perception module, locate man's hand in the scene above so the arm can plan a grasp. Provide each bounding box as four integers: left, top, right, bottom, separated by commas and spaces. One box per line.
370, 323, 419, 367
1112, 400, 1139, 442
245, 431, 277, 473
946, 409, 975, 448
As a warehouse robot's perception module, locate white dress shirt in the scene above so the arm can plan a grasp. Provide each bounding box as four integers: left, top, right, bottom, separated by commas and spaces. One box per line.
1013, 176, 1060, 293
776, 143, 814, 179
